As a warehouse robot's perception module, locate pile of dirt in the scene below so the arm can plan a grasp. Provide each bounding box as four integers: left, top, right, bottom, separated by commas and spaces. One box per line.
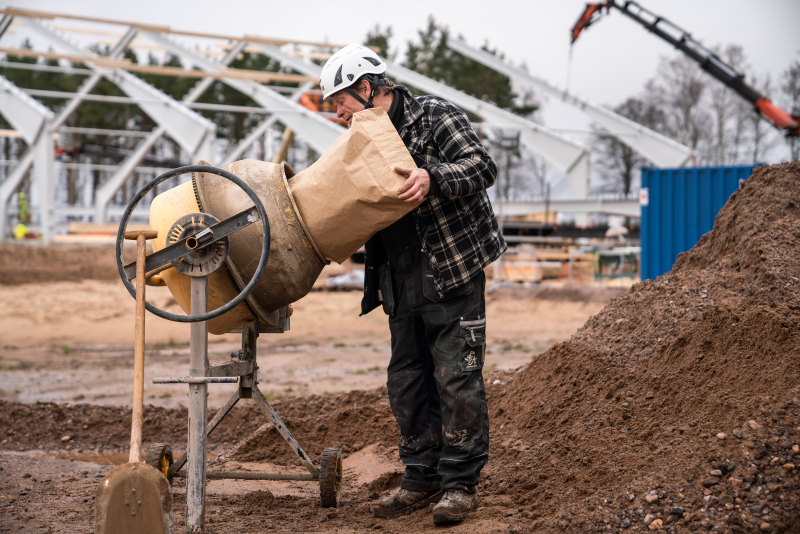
485, 162, 800, 532
0, 244, 136, 285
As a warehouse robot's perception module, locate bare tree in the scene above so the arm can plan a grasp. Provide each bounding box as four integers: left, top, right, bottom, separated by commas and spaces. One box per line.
593, 96, 666, 195
745, 73, 783, 164
707, 45, 751, 165
650, 55, 712, 157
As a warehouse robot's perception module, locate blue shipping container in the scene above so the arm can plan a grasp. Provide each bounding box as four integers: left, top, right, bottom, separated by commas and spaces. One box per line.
640, 164, 759, 280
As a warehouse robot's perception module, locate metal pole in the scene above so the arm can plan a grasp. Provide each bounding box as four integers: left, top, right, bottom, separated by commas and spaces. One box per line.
186, 275, 208, 533
545, 183, 551, 233
492, 154, 505, 285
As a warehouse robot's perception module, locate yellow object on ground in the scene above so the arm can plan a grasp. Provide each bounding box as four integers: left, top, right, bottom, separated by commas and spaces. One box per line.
13, 223, 29, 239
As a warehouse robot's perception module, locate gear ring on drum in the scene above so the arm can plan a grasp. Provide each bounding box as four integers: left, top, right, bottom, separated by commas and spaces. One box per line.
115, 165, 270, 323
167, 213, 229, 277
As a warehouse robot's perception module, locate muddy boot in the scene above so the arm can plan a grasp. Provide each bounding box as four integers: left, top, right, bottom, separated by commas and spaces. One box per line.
372, 488, 443, 518
432, 489, 479, 525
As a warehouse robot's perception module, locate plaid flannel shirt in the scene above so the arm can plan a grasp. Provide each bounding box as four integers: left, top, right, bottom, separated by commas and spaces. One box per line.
361, 85, 506, 315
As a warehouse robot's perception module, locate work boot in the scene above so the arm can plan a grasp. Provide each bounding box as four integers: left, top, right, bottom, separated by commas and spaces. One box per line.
432, 489, 479, 525
372, 488, 443, 518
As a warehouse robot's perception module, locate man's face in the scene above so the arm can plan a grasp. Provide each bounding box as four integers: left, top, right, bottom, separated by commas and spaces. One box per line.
332, 81, 369, 126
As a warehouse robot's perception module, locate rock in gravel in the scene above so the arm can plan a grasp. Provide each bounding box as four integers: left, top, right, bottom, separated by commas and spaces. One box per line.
704, 495, 719, 507
645, 494, 659, 504
702, 476, 721, 487
733, 429, 744, 439
760, 522, 771, 531
716, 432, 726, 439
710, 469, 723, 477
748, 420, 762, 431
783, 463, 795, 470
647, 518, 663, 530
643, 514, 655, 525
670, 506, 685, 515
22, 473, 31, 478
60, 435, 71, 442
684, 512, 703, 522
718, 494, 734, 506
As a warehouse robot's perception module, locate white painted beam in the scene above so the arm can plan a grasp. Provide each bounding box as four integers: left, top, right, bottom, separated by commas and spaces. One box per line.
219, 82, 315, 166
141, 31, 344, 155
495, 198, 640, 218
447, 38, 693, 168
0, 75, 56, 242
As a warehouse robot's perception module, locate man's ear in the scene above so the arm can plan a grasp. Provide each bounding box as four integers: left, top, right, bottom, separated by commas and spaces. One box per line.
359, 79, 371, 97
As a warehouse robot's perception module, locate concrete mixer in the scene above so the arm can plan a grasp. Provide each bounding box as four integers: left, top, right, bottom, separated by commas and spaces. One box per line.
114, 164, 342, 533
147, 159, 328, 335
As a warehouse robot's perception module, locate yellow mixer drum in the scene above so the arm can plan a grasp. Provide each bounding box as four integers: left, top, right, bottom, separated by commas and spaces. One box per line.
149, 160, 327, 335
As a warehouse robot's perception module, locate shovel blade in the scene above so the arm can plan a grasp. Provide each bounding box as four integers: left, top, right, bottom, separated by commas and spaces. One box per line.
95, 462, 173, 534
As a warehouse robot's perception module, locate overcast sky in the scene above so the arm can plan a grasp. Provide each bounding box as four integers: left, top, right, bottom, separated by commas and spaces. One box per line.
4, 0, 799, 164
9, 0, 799, 107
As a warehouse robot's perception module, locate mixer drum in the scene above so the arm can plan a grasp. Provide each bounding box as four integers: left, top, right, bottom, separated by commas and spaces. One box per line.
149, 160, 327, 335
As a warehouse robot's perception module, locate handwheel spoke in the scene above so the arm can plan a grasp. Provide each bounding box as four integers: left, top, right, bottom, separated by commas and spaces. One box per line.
123, 206, 260, 280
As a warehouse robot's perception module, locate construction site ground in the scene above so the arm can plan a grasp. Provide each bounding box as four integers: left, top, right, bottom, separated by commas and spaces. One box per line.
1, 162, 800, 533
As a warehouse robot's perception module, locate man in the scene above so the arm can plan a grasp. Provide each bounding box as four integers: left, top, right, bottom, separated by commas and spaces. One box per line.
320, 44, 506, 525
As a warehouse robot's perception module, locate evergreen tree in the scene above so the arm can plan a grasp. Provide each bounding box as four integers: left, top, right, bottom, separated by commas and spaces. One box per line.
365, 24, 396, 61
403, 17, 536, 116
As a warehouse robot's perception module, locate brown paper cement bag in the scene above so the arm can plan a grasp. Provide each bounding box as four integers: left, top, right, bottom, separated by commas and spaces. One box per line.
289, 107, 417, 263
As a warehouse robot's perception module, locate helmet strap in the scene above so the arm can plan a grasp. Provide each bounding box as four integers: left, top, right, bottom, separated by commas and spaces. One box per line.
345, 75, 389, 110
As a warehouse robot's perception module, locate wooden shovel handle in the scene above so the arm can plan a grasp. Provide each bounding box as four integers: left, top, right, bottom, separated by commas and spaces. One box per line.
129, 231, 157, 463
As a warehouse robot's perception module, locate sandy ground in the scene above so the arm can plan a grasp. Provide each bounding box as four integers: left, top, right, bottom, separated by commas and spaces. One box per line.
0, 281, 614, 409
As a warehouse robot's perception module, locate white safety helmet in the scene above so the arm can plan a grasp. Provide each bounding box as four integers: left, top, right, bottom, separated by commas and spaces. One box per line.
319, 44, 387, 108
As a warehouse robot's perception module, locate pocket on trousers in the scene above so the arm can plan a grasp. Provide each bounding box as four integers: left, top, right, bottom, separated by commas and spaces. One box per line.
459, 315, 486, 372
378, 262, 396, 316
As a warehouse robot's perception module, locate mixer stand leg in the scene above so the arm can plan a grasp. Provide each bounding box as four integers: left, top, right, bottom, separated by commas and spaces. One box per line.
250, 383, 319, 476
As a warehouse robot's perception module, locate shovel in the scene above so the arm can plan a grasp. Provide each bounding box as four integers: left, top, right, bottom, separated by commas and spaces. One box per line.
95, 230, 173, 534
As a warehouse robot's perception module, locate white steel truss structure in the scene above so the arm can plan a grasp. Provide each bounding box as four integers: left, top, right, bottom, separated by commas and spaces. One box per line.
0, 8, 345, 240
447, 37, 693, 167
0, 7, 654, 241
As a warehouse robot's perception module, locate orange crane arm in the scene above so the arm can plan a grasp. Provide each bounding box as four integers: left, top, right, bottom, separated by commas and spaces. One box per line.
571, 0, 799, 137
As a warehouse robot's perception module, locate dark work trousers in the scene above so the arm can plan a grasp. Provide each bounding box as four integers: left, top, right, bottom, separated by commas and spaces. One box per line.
382, 241, 490, 494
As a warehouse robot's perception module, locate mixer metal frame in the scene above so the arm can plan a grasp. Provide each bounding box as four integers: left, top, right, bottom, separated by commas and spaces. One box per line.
153, 314, 342, 532
117, 165, 341, 533
157, 319, 325, 483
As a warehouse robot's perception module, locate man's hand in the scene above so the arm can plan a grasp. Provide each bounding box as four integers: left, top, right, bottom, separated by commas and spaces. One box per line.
395, 167, 430, 206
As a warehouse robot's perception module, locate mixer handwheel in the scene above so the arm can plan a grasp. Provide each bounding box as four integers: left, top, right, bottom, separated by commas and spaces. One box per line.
115, 165, 271, 323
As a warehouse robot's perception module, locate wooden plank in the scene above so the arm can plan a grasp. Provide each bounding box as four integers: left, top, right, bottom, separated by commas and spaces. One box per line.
0, 47, 315, 83
3, 7, 170, 32
1, 7, 344, 49
67, 222, 150, 234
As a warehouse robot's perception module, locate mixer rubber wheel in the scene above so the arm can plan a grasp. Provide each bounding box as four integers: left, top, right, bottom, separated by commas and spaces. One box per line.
319, 447, 343, 508
145, 443, 174, 484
